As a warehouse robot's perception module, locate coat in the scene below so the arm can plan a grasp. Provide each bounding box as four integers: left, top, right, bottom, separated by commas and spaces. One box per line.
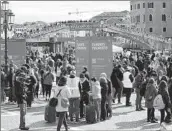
145, 83, 158, 108
54, 85, 71, 112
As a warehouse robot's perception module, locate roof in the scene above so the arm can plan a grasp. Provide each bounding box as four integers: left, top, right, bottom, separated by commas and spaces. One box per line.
91, 10, 129, 20
106, 17, 130, 25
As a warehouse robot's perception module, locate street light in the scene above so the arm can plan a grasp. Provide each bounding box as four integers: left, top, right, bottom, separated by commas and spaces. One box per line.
1, 1, 15, 75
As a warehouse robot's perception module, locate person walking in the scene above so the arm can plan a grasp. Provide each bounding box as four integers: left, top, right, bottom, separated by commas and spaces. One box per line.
55, 76, 71, 131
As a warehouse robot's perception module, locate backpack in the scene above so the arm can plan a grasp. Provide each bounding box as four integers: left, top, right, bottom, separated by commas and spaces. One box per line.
153, 94, 165, 110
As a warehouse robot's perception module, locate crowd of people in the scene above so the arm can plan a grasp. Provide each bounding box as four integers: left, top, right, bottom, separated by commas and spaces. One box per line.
1, 48, 172, 131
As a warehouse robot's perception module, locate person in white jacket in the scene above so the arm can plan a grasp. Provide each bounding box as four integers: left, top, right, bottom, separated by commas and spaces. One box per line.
54, 76, 71, 131
91, 77, 102, 122
123, 66, 134, 106
67, 71, 80, 122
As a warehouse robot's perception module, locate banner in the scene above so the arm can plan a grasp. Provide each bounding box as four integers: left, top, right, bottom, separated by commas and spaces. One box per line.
75, 37, 90, 77
90, 37, 113, 79
75, 37, 113, 79
0, 39, 26, 67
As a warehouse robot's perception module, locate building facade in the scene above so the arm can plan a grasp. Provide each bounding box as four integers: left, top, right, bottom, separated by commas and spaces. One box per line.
130, 0, 172, 38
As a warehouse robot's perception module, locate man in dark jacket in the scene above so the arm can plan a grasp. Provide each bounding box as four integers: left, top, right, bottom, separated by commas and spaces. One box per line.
136, 56, 144, 72
78, 73, 90, 118
111, 65, 124, 104
14, 69, 29, 130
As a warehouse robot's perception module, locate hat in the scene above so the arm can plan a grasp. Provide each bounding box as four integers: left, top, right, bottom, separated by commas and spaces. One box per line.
58, 76, 67, 86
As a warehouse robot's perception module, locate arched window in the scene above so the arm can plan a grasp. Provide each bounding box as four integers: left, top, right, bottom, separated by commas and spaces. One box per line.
149, 14, 153, 21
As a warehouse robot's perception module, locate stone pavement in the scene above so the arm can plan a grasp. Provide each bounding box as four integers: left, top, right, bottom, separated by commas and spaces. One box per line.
1, 94, 164, 131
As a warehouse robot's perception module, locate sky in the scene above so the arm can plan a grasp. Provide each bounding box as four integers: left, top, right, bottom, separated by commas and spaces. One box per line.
9, 1, 130, 24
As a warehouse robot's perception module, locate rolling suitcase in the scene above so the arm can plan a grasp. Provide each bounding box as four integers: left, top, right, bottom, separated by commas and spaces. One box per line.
44, 105, 56, 123
85, 94, 97, 124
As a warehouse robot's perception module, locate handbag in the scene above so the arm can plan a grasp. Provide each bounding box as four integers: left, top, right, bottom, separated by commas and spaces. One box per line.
59, 89, 69, 108
49, 89, 62, 107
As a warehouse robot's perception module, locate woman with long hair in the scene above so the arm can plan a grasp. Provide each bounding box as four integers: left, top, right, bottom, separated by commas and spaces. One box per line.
158, 80, 172, 124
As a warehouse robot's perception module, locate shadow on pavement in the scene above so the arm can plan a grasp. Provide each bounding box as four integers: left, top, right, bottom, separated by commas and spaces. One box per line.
115, 118, 160, 129
112, 110, 135, 116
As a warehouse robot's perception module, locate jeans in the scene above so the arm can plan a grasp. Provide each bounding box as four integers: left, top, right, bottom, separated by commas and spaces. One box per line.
42, 83, 45, 97
135, 88, 142, 109
44, 84, 52, 98
107, 94, 112, 117
19, 102, 27, 128
69, 98, 80, 121
114, 86, 123, 103
35, 83, 39, 98
80, 94, 89, 118
93, 98, 101, 120
125, 88, 132, 105
160, 108, 171, 123
57, 112, 68, 131
9, 86, 16, 102
101, 98, 107, 120
147, 108, 155, 121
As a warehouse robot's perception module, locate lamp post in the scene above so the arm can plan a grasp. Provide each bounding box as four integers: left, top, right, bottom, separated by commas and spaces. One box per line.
1, 1, 15, 75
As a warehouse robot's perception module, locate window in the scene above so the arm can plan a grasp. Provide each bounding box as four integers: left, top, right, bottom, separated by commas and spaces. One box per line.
136, 15, 140, 23
149, 14, 153, 21
163, 2, 166, 8
134, 4, 136, 9
148, 2, 154, 8
163, 27, 166, 32
143, 3, 145, 8
143, 15, 145, 22
131, 5, 132, 10
137, 4, 140, 9
162, 14, 166, 21
149, 28, 153, 32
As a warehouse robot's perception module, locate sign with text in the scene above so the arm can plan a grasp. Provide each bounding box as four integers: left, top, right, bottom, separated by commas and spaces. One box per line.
90, 37, 113, 79
75, 37, 90, 77
75, 37, 113, 79
0, 39, 26, 67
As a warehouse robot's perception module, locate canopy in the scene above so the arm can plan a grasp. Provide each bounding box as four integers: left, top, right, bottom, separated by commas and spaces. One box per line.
113, 45, 123, 53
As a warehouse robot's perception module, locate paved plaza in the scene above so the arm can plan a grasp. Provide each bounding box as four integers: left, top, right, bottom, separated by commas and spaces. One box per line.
1, 94, 162, 131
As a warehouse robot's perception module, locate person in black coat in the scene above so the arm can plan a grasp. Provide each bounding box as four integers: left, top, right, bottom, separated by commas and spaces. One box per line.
78, 73, 90, 118
99, 77, 108, 121
82, 67, 90, 80
14, 70, 29, 130
168, 78, 172, 114
136, 56, 144, 72
167, 62, 172, 78
110, 65, 124, 104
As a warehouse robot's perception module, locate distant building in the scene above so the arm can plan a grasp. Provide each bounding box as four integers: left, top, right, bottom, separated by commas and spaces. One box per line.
90, 10, 130, 23
130, 0, 172, 38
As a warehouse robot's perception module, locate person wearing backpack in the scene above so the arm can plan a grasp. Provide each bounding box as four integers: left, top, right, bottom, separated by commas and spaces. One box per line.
158, 80, 172, 124
55, 76, 71, 131
145, 78, 158, 123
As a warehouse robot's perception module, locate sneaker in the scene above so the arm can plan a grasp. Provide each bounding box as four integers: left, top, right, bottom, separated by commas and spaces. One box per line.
151, 120, 158, 123
140, 108, 145, 110
153, 118, 158, 121
20, 127, 29, 130
126, 103, 132, 106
